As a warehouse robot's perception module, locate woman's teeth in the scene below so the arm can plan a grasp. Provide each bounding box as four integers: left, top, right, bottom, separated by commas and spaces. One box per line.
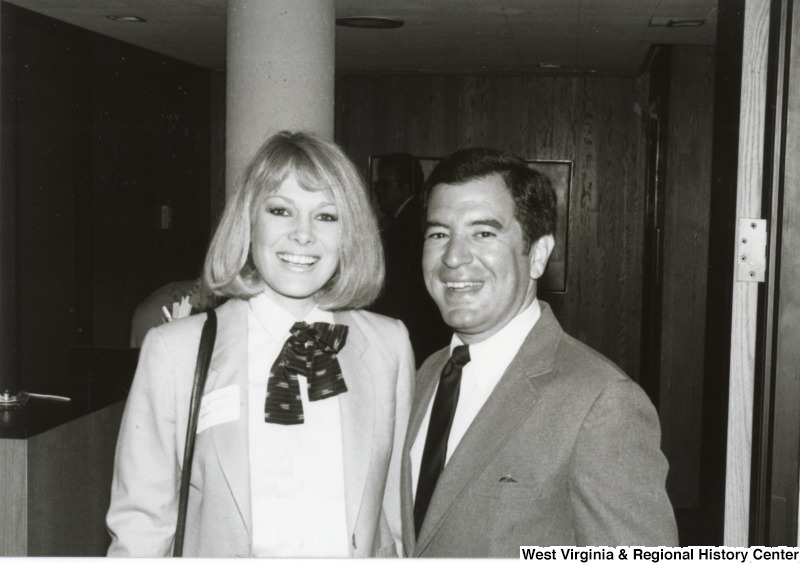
278, 253, 318, 266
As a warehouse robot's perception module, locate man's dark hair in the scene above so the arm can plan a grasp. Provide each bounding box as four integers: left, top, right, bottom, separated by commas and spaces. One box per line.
423, 147, 557, 253
378, 152, 425, 194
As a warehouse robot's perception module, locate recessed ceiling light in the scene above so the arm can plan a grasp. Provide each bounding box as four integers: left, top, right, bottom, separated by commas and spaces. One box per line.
106, 15, 146, 23
539, 63, 562, 69
336, 16, 404, 29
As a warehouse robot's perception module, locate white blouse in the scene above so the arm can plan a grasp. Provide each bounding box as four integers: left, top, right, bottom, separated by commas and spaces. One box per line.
246, 293, 349, 557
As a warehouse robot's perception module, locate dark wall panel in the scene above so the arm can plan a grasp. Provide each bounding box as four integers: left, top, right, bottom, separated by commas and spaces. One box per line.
6, 4, 213, 391
659, 46, 716, 510
90, 36, 211, 347
14, 8, 85, 394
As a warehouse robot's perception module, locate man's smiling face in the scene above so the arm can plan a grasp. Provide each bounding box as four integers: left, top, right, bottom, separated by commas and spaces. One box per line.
422, 173, 547, 344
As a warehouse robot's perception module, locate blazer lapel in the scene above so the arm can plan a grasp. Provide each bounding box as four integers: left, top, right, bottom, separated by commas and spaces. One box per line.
335, 311, 376, 548
415, 304, 563, 554
206, 299, 252, 537
401, 348, 449, 556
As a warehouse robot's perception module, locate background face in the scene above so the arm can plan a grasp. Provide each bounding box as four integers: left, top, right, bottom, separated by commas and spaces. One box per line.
374, 163, 410, 216
422, 174, 537, 344
250, 173, 341, 316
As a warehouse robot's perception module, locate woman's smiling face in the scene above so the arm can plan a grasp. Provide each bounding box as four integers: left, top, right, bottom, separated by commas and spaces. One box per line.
250, 172, 341, 317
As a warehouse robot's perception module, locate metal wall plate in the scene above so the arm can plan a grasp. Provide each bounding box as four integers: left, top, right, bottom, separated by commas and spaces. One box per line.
736, 218, 767, 282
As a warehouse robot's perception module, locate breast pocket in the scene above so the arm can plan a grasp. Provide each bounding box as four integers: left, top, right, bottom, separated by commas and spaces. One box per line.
464, 476, 572, 550
469, 478, 548, 501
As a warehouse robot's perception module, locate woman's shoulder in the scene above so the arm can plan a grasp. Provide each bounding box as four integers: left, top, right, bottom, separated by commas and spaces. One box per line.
144, 299, 243, 346
340, 308, 408, 337
143, 310, 208, 349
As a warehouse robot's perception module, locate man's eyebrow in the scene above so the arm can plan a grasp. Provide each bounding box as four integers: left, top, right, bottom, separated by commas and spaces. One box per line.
470, 218, 504, 230
425, 218, 505, 230
424, 220, 449, 230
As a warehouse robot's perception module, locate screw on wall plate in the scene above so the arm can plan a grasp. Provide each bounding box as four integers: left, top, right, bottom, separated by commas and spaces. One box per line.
749, 271, 756, 278
751, 222, 758, 229
740, 255, 748, 262
741, 238, 748, 244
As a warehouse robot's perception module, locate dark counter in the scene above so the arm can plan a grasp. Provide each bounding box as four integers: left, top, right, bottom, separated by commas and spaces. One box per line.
0, 347, 138, 439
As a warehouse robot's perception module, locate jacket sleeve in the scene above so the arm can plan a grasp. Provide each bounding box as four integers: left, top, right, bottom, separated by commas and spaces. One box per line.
569, 379, 679, 547
106, 328, 181, 556
379, 319, 416, 557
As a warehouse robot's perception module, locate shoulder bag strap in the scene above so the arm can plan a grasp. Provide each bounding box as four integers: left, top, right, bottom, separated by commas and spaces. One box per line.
172, 309, 217, 557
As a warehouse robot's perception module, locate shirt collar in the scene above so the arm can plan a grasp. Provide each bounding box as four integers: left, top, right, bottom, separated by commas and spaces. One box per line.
451, 299, 541, 385
248, 292, 334, 340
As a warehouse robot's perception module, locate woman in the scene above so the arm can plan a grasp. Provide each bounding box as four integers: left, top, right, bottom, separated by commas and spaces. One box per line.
107, 131, 414, 557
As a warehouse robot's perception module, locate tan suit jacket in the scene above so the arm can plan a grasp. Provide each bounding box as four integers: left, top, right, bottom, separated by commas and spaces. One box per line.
107, 298, 414, 557
401, 303, 677, 557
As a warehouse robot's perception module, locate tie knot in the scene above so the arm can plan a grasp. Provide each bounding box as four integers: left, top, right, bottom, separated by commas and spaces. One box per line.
287, 321, 348, 353
289, 321, 317, 348
451, 345, 470, 367
442, 345, 470, 378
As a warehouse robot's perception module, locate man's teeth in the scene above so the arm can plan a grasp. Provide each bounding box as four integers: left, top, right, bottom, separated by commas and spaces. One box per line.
446, 281, 482, 290
278, 253, 318, 265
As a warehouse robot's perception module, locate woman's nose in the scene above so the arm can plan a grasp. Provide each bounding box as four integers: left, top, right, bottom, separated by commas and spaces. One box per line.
290, 216, 314, 245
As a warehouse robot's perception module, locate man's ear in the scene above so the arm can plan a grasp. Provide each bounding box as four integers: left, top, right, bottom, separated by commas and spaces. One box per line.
528, 234, 555, 280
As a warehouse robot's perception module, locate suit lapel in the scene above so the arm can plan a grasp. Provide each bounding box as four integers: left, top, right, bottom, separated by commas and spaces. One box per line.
206, 299, 252, 537
414, 304, 563, 554
401, 348, 449, 556
335, 311, 376, 547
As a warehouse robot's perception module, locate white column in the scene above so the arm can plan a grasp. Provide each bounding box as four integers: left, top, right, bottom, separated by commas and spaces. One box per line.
226, 0, 335, 195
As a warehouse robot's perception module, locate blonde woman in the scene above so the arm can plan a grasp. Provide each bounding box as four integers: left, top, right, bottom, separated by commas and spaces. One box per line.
107, 131, 414, 557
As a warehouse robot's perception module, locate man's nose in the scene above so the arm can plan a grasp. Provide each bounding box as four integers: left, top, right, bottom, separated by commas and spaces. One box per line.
442, 236, 473, 268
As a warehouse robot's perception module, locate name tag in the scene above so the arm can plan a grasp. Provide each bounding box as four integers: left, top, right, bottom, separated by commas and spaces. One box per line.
197, 384, 240, 434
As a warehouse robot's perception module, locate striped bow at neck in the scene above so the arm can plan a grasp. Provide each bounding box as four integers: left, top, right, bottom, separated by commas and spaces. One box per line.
264, 321, 349, 425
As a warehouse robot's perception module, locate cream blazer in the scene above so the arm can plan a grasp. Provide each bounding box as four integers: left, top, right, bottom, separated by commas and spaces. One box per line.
107, 298, 414, 557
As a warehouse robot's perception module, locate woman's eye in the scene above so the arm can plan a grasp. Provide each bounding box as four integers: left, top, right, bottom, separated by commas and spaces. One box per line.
268, 206, 291, 217
316, 213, 338, 222
476, 231, 496, 238
425, 231, 447, 240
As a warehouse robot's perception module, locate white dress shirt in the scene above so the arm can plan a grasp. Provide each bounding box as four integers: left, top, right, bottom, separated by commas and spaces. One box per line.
247, 293, 349, 557
410, 299, 541, 499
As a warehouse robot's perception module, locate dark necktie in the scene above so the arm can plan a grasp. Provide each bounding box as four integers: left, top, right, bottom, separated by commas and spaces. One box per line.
264, 321, 349, 425
414, 344, 471, 538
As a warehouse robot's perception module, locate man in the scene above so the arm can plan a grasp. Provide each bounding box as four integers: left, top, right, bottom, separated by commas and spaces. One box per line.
401, 148, 678, 557
371, 153, 449, 365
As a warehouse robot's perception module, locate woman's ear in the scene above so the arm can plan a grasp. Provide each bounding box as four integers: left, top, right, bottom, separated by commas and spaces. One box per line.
528, 234, 555, 281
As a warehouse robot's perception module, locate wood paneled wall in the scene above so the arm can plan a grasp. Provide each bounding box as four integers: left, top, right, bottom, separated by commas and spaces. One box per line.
659, 46, 716, 510
335, 73, 649, 378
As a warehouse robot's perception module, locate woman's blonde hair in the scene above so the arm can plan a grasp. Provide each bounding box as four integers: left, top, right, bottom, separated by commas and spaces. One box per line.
203, 131, 384, 310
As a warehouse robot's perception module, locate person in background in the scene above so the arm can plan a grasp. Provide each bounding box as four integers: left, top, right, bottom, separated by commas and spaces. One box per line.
129, 278, 217, 347
107, 131, 414, 557
402, 147, 677, 556
371, 152, 449, 366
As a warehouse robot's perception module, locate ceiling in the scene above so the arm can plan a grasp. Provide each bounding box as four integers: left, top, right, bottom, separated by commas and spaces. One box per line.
5, 0, 718, 76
